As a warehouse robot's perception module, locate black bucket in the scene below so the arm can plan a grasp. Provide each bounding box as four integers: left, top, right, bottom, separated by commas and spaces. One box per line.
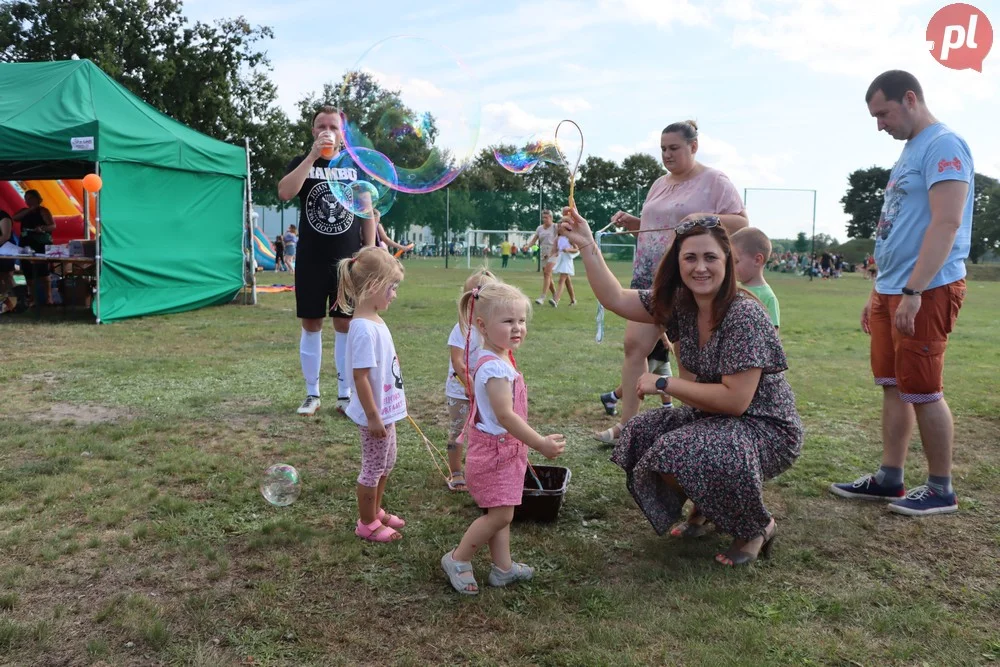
514, 465, 571, 522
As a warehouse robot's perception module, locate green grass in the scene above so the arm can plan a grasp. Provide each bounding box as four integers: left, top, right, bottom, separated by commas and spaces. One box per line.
0, 261, 998, 665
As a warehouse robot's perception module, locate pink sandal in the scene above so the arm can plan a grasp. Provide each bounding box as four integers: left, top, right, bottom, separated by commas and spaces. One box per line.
376, 508, 405, 529
355, 519, 401, 542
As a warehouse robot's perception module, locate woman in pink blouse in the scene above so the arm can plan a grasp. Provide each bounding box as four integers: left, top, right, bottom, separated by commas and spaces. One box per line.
595, 120, 749, 444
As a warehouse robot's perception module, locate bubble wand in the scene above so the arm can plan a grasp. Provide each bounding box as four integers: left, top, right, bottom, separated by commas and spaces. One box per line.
555, 120, 583, 209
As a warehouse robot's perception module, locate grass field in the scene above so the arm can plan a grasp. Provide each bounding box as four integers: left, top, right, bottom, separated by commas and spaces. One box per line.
1, 259, 998, 666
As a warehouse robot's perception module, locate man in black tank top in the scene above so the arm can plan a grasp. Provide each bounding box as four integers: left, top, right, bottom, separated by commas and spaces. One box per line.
12, 190, 56, 306
277, 107, 376, 416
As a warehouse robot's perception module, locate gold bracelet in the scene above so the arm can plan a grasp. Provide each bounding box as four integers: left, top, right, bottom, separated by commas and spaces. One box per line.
577, 240, 596, 250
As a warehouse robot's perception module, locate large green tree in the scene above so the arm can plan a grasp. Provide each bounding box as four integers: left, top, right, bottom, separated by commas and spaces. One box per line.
576, 156, 624, 229
970, 173, 1000, 264
618, 153, 666, 214
840, 166, 891, 239
0, 0, 294, 206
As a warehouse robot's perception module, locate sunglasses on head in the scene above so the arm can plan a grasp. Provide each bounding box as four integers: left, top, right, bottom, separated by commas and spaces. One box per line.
675, 215, 721, 236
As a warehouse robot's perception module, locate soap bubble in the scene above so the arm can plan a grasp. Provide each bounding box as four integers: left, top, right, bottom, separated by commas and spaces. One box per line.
339, 36, 480, 194
260, 464, 300, 507
329, 147, 397, 218
493, 135, 566, 174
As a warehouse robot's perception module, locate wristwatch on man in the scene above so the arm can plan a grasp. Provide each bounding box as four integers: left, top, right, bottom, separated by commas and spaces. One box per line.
901, 287, 922, 296
655, 376, 669, 393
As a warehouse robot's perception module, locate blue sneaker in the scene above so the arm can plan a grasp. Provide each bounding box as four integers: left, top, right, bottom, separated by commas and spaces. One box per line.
888, 485, 958, 516
829, 474, 905, 501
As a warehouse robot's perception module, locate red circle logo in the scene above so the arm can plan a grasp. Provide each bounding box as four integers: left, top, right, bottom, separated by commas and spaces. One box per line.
927, 3, 993, 71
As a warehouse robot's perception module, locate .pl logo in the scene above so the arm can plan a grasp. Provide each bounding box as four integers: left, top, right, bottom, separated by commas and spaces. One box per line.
927, 3, 993, 71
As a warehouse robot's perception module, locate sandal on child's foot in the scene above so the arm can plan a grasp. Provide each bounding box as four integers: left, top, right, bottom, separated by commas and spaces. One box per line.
441, 550, 478, 595
355, 519, 402, 543
446, 471, 467, 492
376, 508, 405, 529
488, 561, 534, 587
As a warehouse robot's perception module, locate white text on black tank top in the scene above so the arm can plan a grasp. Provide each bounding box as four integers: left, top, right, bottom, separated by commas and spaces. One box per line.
304, 166, 360, 236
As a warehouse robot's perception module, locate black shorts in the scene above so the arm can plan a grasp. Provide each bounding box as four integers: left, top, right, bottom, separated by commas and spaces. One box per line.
21, 259, 50, 279
0, 259, 14, 272
295, 260, 349, 319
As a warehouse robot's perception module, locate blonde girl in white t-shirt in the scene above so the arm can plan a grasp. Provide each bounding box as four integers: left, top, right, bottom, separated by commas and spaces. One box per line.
443, 268, 498, 491
336, 247, 408, 543
441, 282, 566, 595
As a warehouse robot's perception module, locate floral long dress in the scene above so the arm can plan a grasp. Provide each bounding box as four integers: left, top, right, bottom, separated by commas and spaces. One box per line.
610, 292, 803, 540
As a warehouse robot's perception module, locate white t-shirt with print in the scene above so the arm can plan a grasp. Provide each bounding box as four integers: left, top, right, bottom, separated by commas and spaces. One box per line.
472, 352, 518, 435
345, 318, 408, 427
445, 324, 481, 400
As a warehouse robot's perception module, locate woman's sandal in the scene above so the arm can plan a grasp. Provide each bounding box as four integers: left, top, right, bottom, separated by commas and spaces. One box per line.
355, 519, 402, 543
669, 507, 712, 538
715, 520, 776, 567
441, 550, 478, 595
376, 508, 405, 529
446, 471, 468, 492
593, 423, 623, 445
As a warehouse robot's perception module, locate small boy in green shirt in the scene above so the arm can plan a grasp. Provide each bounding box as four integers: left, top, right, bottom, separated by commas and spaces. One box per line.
731, 227, 780, 329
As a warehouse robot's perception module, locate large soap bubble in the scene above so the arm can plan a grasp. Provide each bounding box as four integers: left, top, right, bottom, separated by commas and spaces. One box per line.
339, 36, 480, 194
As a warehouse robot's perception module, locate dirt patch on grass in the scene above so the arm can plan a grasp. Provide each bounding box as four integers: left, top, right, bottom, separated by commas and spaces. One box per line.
25, 403, 132, 424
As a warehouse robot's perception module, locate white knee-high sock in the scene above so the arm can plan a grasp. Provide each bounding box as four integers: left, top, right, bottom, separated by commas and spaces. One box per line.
300, 329, 322, 397
335, 330, 351, 398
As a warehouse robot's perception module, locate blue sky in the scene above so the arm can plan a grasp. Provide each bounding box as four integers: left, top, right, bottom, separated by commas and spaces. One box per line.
187, 0, 999, 242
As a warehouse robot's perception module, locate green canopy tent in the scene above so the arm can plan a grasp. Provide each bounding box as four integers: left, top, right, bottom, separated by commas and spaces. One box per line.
0, 59, 252, 322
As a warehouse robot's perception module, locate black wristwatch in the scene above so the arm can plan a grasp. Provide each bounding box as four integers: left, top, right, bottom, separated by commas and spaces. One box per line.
655, 376, 669, 392
901, 287, 922, 296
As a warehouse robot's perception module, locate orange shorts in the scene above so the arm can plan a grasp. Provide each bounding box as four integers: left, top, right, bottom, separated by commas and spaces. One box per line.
870, 279, 965, 404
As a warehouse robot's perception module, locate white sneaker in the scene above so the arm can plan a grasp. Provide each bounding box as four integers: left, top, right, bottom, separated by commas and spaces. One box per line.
335, 397, 350, 415
535, 297, 544, 305
296, 395, 321, 416
548, 298, 558, 308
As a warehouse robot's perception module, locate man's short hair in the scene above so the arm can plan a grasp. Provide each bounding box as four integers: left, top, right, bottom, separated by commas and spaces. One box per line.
866, 70, 924, 104
731, 227, 772, 260
312, 105, 342, 125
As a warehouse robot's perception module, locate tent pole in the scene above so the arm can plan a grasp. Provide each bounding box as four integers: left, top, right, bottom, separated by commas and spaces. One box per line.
244, 138, 257, 306
94, 162, 102, 324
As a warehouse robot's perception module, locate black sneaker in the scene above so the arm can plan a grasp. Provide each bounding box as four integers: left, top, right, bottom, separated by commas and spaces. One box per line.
600, 391, 618, 416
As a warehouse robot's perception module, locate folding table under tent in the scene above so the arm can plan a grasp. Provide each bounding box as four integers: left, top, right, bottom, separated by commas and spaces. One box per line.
0, 59, 251, 323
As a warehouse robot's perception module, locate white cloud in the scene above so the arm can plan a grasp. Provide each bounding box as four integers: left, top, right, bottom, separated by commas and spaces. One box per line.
480, 102, 562, 149
727, 1, 999, 111
550, 96, 592, 112
598, 0, 712, 28
697, 132, 792, 188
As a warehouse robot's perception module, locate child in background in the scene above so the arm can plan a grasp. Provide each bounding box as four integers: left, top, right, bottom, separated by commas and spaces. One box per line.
274, 235, 285, 271
444, 268, 499, 491
551, 223, 579, 307
441, 283, 566, 594
599, 333, 674, 415
731, 227, 780, 329
336, 247, 408, 542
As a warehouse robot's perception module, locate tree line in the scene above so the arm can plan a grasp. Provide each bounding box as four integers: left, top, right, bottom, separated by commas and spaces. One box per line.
4, 1, 997, 260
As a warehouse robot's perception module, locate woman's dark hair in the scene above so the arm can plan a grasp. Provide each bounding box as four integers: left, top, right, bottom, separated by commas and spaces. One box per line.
661, 119, 698, 143
650, 222, 738, 330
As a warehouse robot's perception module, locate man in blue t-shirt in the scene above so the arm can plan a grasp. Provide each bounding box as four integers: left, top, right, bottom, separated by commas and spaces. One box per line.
831, 70, 972, 517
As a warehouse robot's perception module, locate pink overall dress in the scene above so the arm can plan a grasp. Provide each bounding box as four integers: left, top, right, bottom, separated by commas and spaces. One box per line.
462, 352, 529, 508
